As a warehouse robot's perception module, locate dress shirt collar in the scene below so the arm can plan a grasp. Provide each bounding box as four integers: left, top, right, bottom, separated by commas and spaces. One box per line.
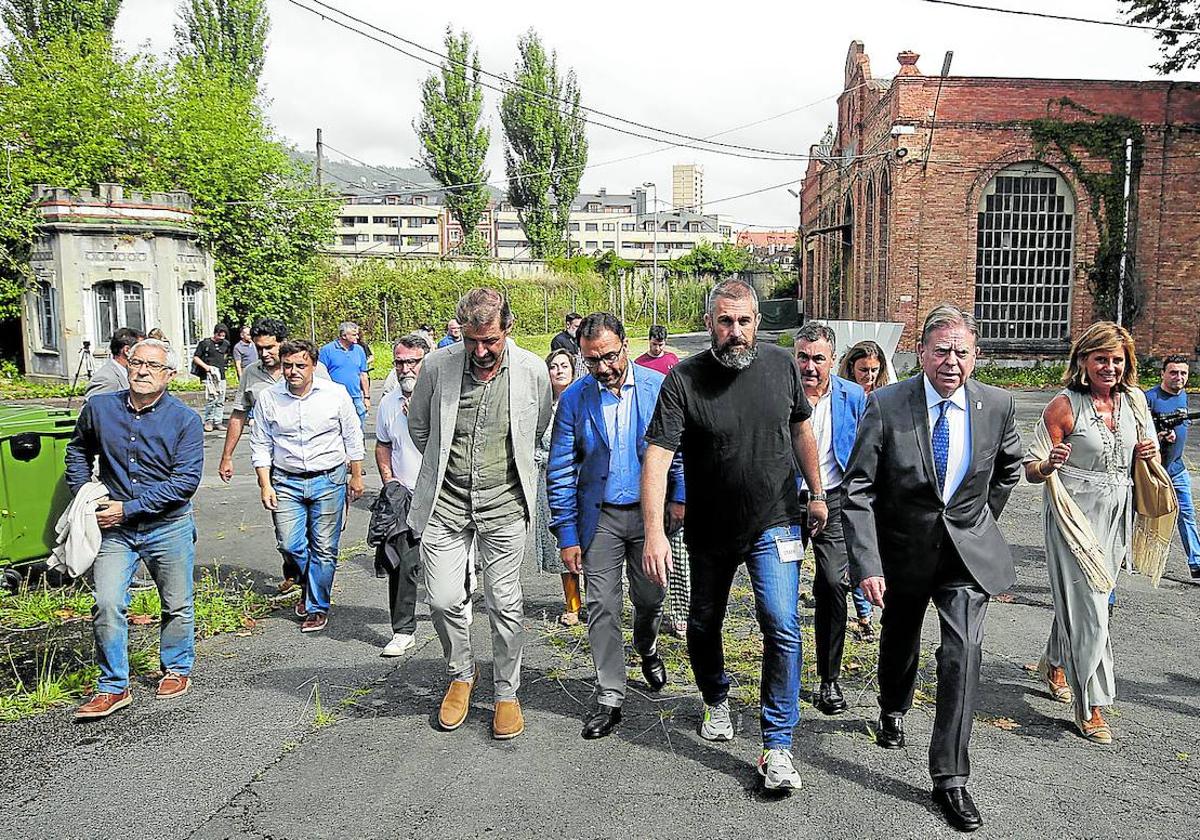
126, 391, 167, 414
923, 374, 967, 412
596, 356, 636, 397
280, 375, 331, 401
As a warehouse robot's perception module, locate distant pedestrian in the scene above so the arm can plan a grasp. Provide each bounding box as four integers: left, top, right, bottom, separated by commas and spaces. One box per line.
1145, 354, 1199, 581
551, 312, 583, 357
838, 340, 891, 394
250, 340, 365, 633
641, 278, 827, 792
407, 288, 552, 740
192, 323, 231, 432
318, 322, 371, 429
232, 325, 256, 382
373, 333, 432, 657
67, 339, 204, 719
84, 327, 143, 401
634, 324, 680, 376
437, 318, 463, 349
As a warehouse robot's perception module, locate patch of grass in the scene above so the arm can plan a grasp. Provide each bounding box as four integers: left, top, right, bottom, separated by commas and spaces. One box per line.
0, 649, 99, 723
972, 362, 1067, 389
0, 581, 94, 631
128, 642, 160, 677
311, 684, 336, 729
336, 540, 369, 567
125, 567, 271, 638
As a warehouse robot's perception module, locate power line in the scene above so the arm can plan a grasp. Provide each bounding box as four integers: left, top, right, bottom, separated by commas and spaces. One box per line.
321, 142, 434, 189
916, 0, 1198, 35
285, 0, 812, 160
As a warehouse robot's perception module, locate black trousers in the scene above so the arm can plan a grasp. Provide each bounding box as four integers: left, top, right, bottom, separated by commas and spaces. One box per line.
811, 490, 850, 681
377, 535, 421, 636
878, 539, 989, 790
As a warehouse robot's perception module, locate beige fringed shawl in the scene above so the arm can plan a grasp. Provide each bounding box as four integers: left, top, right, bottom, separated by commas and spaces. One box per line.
1028, 388, 1176, 591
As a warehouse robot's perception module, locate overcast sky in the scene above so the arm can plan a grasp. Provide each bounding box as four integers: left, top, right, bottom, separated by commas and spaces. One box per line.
113, 0, 1191, 228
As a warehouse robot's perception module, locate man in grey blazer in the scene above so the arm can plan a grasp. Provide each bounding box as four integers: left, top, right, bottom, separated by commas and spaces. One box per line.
842, 304, 1022, 833
407, 288, 552, 740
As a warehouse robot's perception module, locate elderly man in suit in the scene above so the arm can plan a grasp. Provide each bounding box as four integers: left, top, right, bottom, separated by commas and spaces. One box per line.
547, 312, 685, 740
407, 288, 552, 740
842, 304, 1022, 833
792, 322, 867, 717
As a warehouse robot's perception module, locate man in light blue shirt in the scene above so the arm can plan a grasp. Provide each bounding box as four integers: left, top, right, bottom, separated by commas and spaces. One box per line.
436, 318, 461, 349
547, 313, 685, 740
318, 321, 370, 426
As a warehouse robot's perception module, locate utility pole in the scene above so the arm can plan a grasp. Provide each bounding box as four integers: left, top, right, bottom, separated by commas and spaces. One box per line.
1116, 136, 1134, 327
643, 181, 659, 325
316, 128, 324, 190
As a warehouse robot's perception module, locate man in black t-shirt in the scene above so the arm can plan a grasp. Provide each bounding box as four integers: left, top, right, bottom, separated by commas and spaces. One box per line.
192, 323, 231, 432
641, 278, 827, 792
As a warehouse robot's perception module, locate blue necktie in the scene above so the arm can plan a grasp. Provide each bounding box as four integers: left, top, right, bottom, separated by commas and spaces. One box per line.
932, 400, 951, 495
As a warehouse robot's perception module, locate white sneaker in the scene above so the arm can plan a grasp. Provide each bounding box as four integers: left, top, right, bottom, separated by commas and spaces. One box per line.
700, 700, 734, 741
381, 633, 415, 657
757, 748, 802, 791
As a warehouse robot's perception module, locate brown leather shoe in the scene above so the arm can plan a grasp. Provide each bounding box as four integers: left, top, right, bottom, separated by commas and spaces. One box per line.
1037, 659, 1073, 704
438, 674, 476, 731
493, 698, 525, 740
156, 672, 190, 699
75, 689, 132, 720
1076, 706, 1113, 744
301, 612, 327, 633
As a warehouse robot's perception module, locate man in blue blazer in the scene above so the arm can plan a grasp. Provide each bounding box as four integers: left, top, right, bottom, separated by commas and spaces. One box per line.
793, 323, 867, 716
548, 312, 685, 740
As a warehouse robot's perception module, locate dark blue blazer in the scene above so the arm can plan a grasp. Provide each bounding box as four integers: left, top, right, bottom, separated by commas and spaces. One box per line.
547, 365, 685, 551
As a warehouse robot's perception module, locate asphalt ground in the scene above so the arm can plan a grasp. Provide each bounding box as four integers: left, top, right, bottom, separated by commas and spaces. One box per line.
1, 382, 1198, 840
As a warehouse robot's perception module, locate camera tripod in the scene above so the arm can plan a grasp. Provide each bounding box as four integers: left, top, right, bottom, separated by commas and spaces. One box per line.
67, 341, 96, 408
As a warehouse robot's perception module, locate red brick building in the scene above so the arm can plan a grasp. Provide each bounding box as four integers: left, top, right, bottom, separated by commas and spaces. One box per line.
800, 42, 1200, 356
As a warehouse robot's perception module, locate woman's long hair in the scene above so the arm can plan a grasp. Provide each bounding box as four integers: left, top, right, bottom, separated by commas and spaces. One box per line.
1063, 321, 1138, 393
838, 340, 890, 391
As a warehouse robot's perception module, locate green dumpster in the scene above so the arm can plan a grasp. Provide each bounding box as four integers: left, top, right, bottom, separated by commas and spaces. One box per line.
0, 405, 78, 569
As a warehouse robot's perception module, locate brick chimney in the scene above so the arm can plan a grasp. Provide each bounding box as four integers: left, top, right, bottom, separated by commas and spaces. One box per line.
897, 51, 922, 76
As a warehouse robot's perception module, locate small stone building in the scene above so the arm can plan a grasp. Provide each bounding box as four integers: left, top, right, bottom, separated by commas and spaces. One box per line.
22, 184, 218, 383
800, 42, 1200, 357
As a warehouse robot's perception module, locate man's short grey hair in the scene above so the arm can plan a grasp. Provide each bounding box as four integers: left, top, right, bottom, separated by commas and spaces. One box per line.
338, 321, 359, 337
129, 338, 175, 369
794, 322, 837, 354
394, 333, 430, 354
456, 287, 515, 331
706, 278, 759, 317
920, 304, 978, 344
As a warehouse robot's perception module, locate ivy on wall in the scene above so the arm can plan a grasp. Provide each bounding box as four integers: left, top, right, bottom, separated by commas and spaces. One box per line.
1028, 98, 1143, 326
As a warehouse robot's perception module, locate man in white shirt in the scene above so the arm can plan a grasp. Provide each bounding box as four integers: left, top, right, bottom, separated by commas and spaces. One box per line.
374, 333, 430, 656
793, 323, 867, 718
251, 339, 365, 633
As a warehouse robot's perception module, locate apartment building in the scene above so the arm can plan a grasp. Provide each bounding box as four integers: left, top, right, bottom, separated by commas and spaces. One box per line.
672, 164, 704, 213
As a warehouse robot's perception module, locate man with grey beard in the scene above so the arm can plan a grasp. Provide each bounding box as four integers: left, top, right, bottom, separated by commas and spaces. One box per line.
641, 278, 827, 792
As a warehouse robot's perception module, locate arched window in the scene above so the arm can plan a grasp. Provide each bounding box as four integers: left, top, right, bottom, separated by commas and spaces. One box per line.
877, 169, 890, 321
840, 195, 853, 317
975, 162, 1075, 345
864, 179, 876, 319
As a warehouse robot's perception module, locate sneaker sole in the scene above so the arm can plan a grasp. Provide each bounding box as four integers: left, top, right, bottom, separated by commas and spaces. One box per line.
700, 728, 734, 742
156, 683, 190, 700
301, 622, 327, 633
759, 773, 801, 792
381, 645, 415, 657
439, 709, 470, 731
75, 693, 133, 719
493, 724, 525, 740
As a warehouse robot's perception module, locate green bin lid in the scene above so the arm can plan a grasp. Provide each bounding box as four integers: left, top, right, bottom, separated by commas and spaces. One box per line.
0, 404, 78, 439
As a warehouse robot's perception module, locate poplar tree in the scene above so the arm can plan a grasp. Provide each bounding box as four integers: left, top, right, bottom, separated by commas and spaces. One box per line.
0, 0, 120, 46
174, 0, 269, 85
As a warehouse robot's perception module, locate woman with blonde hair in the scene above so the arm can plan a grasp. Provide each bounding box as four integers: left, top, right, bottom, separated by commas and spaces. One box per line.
1024, 321, 1164, 744
838, 340, 890, 394
529, 348, 584, 625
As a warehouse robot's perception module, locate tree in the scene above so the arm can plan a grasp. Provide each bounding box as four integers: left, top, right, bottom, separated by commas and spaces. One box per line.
0, 0, 120, 46
1122, 1, 1200, 72
663, 241, 756, 279
174, 0, 269, 85
415, 28, 491, 255
499, 29, 588, 258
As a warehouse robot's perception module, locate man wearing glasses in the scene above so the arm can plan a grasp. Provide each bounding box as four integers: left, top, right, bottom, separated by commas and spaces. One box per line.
67, 339, 205, 719
547, 313, 684, 740
373, 333, 431, 657
407, 288, 551, 740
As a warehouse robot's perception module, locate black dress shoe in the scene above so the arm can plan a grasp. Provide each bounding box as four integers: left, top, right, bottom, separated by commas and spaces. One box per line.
582, 704, 622, 740
641, 653, 667, 692
876, 712, 905, 749
814, 680, 848, 715
933, 786, 983, 832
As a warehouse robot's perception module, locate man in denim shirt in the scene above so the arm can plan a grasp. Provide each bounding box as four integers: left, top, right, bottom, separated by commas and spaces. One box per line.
66, 338, 205, 719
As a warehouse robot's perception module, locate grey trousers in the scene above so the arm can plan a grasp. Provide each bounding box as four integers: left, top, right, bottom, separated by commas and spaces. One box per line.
420, 515, 527, 701
584, 504, 665, 707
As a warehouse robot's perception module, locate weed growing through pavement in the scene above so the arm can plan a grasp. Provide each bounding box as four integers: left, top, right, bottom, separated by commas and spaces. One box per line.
310, 683, 337, 728
124, 567, 271, 638
0, 648, 100, 722
0, 581, 93, 631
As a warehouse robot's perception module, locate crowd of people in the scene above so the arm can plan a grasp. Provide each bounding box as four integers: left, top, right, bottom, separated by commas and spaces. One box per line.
56, 280, 1196, 831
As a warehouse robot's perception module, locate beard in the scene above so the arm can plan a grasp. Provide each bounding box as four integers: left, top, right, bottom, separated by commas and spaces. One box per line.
711, 334, 758, 370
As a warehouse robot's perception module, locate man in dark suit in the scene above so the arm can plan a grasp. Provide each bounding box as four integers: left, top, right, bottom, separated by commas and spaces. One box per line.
842, 304, 1022, 833
547, 313, 684, 740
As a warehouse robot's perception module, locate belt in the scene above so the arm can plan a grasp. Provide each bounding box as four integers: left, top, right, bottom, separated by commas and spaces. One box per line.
602, 501, 641, 510
274, 465, 338, 479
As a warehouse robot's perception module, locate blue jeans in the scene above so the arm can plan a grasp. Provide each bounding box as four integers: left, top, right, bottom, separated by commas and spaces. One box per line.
852, 586, 873, 620
92, 509, 196, 693
1172, 469, 1200, 571
689, 523, 803, 749
272, 464, 347, 614
351, 396, 367, 431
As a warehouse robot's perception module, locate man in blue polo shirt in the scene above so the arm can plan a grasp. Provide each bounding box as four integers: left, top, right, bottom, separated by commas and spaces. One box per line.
318, 321, 371, 426
1146, 354, 1200, 581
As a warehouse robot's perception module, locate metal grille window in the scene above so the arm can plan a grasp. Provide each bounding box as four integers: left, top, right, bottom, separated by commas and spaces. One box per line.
975, 163, 1075, 345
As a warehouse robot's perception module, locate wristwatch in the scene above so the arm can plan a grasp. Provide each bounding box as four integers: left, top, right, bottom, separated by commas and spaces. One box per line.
808, 491, 828, 502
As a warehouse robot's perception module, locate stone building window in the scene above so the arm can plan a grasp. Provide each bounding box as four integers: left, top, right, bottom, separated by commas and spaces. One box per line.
975, 163, 1074, 345
181, 282, 203, 349
94, 280, 145, 340
36, 280, 59, 351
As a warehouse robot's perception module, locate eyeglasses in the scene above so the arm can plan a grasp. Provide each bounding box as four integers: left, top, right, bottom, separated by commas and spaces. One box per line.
392, 358, 422, 369
127, 359, 170, 372
582, 349, 624, 369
